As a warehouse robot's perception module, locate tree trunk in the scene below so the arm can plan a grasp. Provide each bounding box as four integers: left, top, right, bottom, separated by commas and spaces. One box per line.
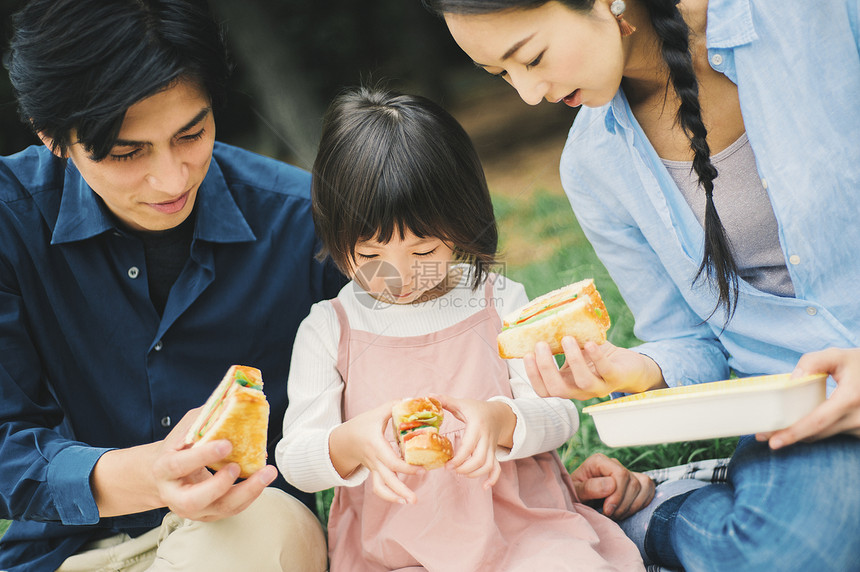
209, 0, 323, 168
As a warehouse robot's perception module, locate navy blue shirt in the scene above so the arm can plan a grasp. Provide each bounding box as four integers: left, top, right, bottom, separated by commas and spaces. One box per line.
0, 142, 345, 571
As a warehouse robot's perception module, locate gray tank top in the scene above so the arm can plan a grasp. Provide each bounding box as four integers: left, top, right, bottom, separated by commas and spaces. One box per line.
662, 133, 795, 297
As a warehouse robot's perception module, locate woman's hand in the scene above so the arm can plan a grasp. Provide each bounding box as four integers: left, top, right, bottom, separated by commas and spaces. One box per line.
329, 401, 422, 504
757, 347, 860, 449
569, 453, 655, 520
523, 337, 665, 400
433, 395, 515, 490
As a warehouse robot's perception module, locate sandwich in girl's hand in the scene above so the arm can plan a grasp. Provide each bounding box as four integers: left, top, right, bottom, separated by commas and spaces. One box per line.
185, 365, 269, 478
391, 397, 453, 469
497, 279, 610, 359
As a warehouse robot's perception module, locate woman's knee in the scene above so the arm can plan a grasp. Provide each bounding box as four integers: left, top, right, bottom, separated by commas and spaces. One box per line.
672, 435, 860, 570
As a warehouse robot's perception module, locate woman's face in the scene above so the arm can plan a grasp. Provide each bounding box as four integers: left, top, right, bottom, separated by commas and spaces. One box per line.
444, 1, 624, 108
59, 78, 216, 232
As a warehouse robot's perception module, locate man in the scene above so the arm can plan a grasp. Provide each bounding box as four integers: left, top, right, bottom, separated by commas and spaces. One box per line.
0, 0, 344, 569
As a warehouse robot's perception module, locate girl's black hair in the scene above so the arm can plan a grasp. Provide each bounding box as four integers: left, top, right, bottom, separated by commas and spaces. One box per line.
5, 0, 231, 161
312, 86, 498, 289
424, 0, 739, 318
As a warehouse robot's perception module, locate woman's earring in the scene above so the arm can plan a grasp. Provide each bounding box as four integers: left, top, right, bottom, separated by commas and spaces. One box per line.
610, 0, 636, 37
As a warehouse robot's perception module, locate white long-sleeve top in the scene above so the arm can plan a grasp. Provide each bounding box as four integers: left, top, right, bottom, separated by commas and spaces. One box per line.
275, 267, 580, 493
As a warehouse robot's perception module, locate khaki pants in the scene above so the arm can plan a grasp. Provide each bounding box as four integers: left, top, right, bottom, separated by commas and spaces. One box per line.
56, 488, 327, 572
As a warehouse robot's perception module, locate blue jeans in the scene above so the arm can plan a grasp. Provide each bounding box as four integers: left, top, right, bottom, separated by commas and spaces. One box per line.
646, 435, 860, 571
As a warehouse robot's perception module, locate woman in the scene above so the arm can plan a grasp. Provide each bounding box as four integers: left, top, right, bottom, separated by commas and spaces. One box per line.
424, 1, 860, 570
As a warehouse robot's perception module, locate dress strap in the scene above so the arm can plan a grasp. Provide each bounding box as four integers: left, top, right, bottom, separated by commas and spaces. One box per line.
330, 298, 351, 383
482, 272, 502, 326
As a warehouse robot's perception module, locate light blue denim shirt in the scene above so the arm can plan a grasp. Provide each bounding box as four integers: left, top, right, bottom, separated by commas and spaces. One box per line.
560, 0, 860, 389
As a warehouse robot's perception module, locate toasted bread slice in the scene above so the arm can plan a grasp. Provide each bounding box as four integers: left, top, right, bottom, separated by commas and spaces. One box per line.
497, 279, 610, 359
185, 365, 269, 478
401, 429, 453, 470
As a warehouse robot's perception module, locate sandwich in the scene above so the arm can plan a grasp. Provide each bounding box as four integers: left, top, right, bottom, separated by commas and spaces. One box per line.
497, 278, 610, 359
391, 397, 453, 469
185, 365, 269, 478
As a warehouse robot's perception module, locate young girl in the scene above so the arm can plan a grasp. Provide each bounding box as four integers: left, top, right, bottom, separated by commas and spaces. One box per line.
425, 1, 860, 570
275, 87, 648, 571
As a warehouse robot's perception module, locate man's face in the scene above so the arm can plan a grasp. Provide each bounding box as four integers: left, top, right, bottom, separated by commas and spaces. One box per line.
60, 79, 216, 232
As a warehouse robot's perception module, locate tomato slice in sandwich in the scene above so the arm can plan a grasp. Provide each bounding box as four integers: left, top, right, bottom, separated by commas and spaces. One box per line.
400, 420, 432, 434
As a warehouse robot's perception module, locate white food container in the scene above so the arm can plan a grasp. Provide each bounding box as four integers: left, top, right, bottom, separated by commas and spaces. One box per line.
582, 373, 827, 447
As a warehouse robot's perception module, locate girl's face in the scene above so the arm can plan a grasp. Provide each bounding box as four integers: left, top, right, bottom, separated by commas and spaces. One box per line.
351, 231, 457, 305
58, 78, 216, 232
444, 1, 624, 108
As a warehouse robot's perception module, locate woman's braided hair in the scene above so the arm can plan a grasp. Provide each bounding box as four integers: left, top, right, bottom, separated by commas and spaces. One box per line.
424, 0, 740, 319
645, 0, 738, 319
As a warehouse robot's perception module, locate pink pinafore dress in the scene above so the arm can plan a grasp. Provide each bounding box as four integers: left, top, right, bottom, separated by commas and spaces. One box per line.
327, 278, 644, 571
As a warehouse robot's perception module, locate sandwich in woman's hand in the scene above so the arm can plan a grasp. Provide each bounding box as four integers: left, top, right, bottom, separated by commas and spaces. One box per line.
497, 278, 610, 359
392, 397, 453, 469
185, 365, 269, 478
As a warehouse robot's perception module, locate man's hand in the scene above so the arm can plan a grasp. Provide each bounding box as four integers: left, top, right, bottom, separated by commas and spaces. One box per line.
92, 407, 276, 521
152, 408, 277, 521
570, 453, 655, 520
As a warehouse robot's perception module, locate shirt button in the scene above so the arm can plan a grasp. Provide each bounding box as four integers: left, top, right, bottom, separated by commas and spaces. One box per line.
789, 255, 801, 265
154, 340, 164, 351
128, 266, 140, 279
761, 178, 768, 189
711, 54, 723, 66
806, 307, 818, 316
161, 416, 172, 427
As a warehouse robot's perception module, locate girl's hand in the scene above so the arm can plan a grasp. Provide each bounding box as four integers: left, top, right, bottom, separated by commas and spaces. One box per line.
329, 401, 422, 504
569, 453, 655, 520
433, 395, 515, 490
756, 347, 860, 449
523, 338, 665, 400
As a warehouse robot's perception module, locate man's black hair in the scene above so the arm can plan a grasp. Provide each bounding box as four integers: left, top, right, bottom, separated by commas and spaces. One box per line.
5, 0, 231, 160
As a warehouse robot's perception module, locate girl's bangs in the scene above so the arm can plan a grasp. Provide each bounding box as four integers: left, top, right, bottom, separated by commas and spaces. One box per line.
353, 139, 448, 245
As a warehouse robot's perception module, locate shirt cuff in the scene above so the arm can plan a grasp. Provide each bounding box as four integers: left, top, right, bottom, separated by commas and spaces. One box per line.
488, 396, 525, 461
634, 340, 730, 388
324, 426, 370, 488
47, 445, 112, 525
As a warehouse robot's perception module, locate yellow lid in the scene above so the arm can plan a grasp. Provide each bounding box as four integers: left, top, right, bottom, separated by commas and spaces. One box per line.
583, 373, 827, 413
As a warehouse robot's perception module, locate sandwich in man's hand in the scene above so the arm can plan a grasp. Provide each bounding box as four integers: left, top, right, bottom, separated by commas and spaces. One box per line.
392, 397, 453, 470
497, 278, 610, 359
185, 365, 269, 478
